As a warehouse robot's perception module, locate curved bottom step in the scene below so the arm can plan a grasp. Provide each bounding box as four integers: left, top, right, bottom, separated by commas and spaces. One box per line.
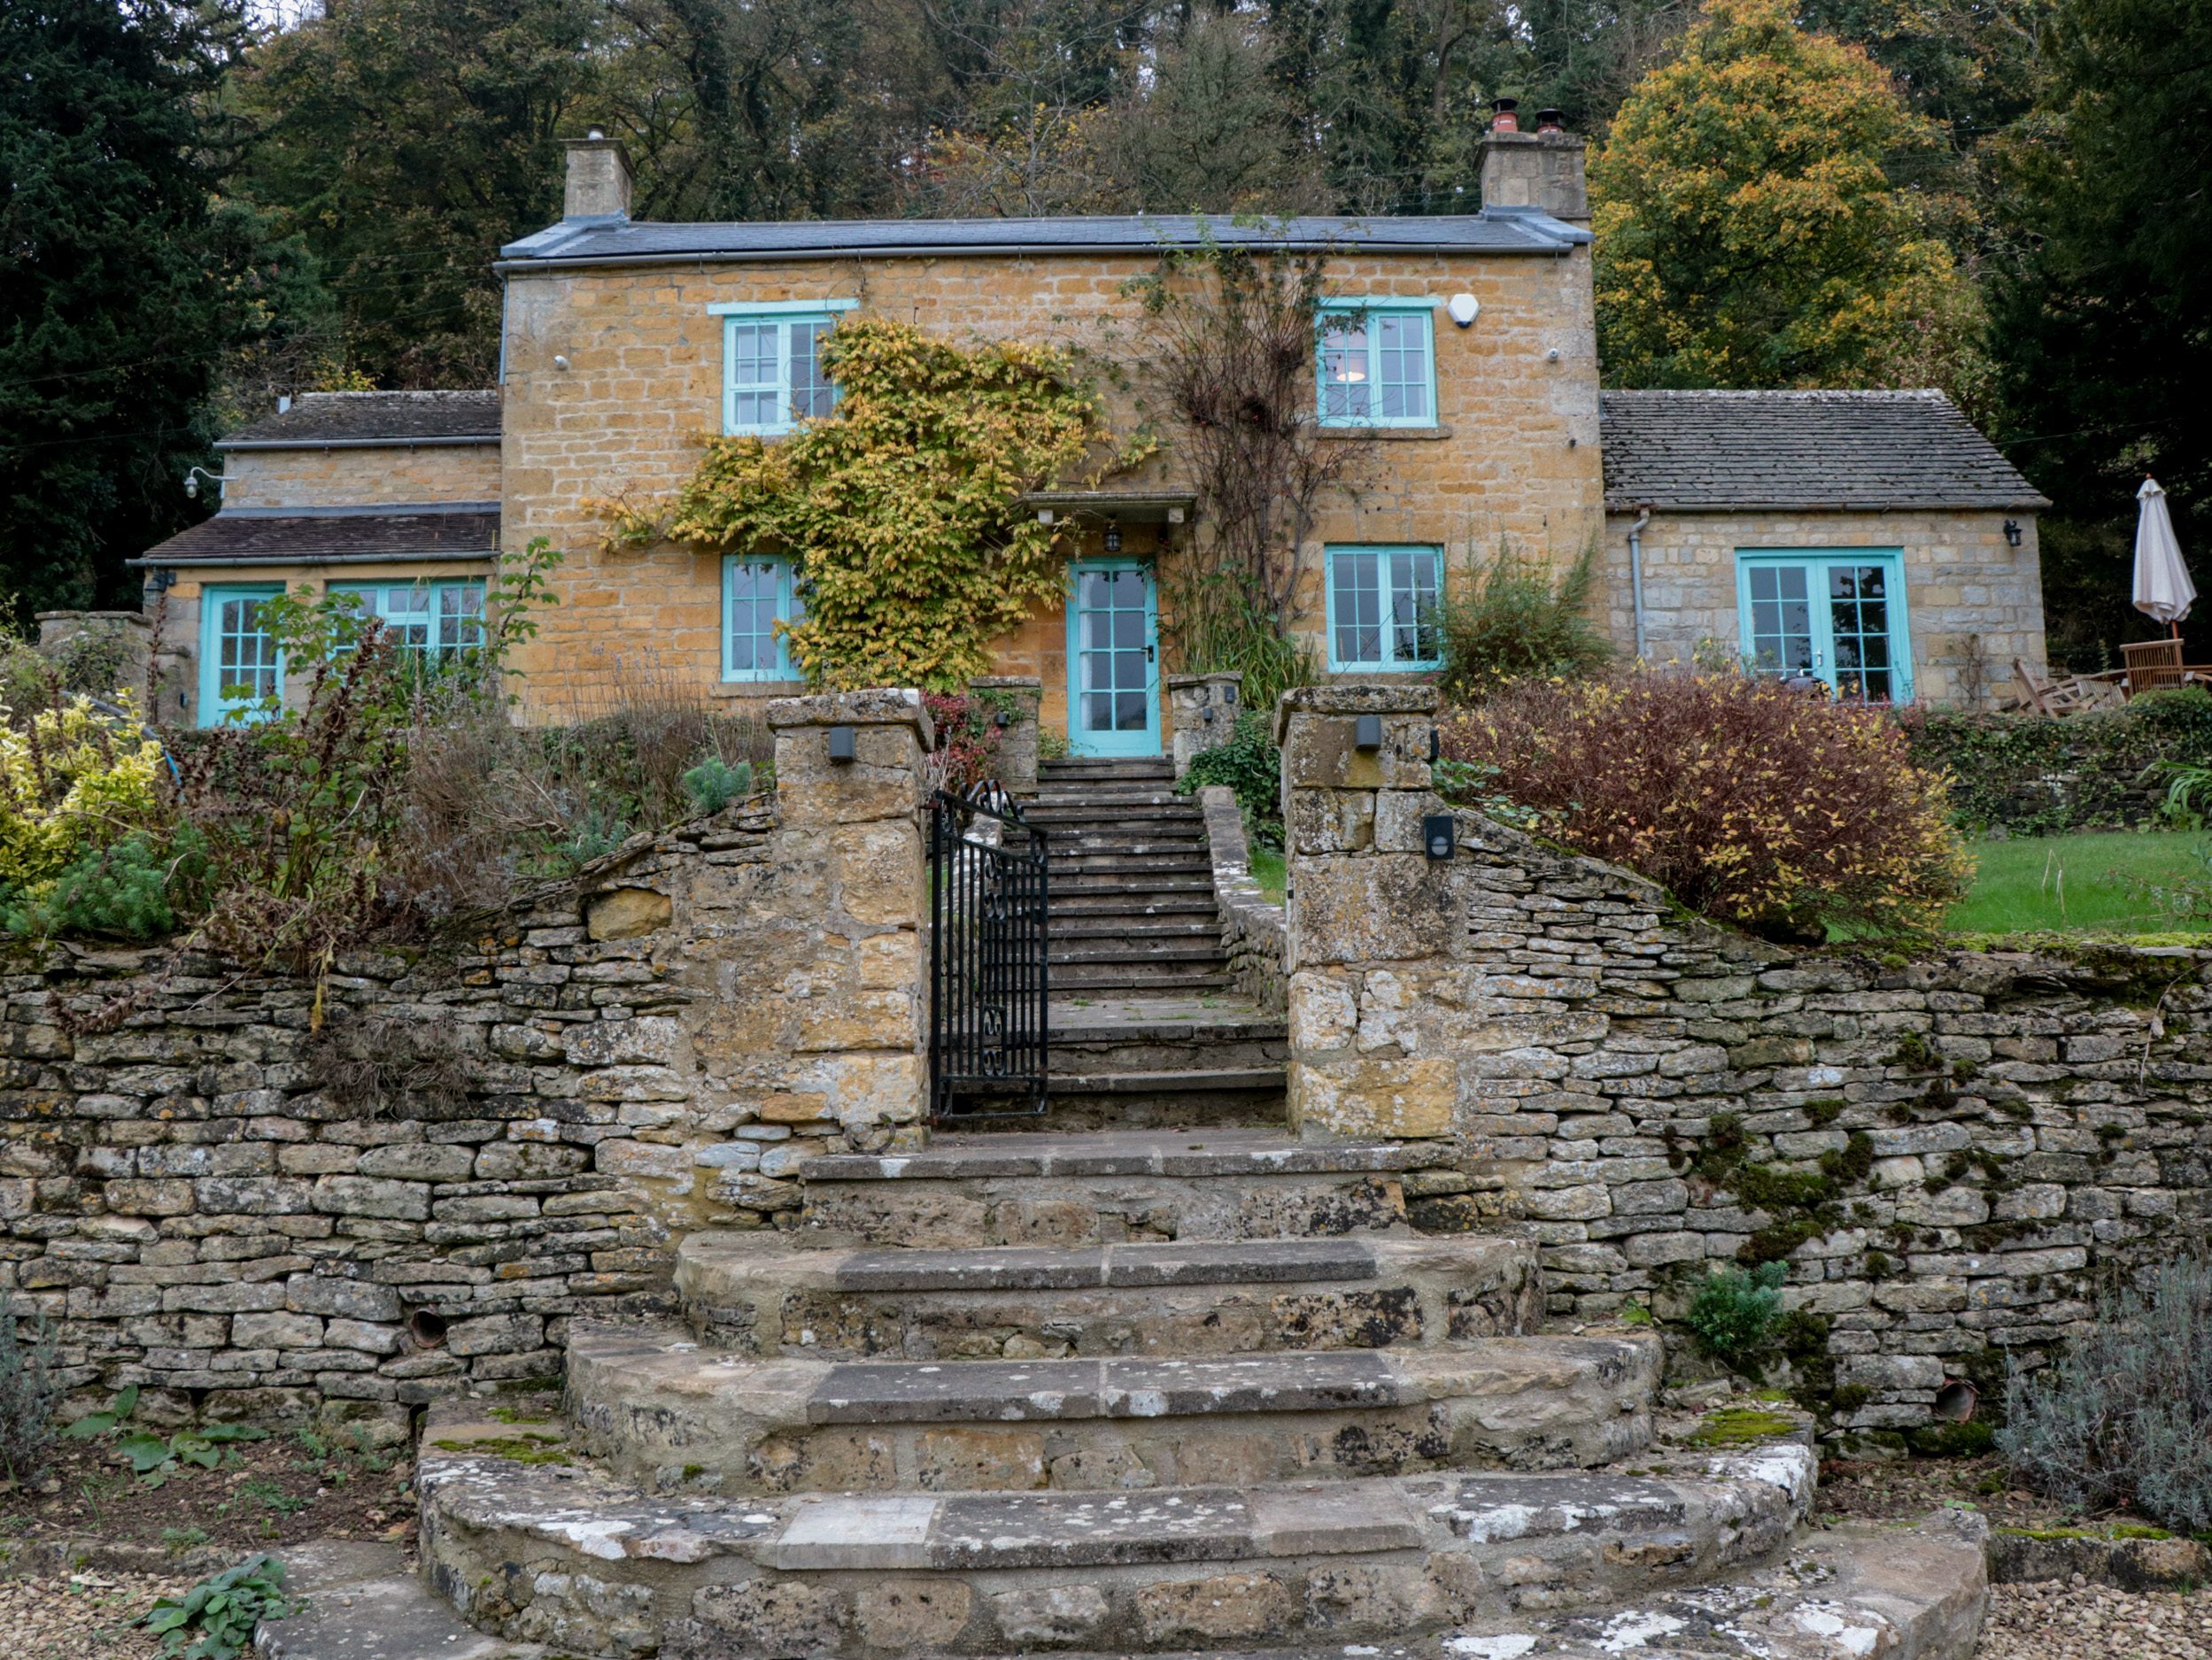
417, 1402, 1824, 1660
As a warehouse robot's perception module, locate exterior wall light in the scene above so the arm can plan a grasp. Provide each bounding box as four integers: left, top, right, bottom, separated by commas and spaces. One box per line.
2003, 520, 2023, 547
1103, 521, 1122, 552
827, 725, 856, 762
1354, 714, 1383, 751
1424, 815, 1456, 861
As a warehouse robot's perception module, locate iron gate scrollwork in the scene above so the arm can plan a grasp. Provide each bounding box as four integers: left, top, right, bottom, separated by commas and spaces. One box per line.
929, 785, 1049, 1119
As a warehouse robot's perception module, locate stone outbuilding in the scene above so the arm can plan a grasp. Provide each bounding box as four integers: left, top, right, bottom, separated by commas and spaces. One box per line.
1599, 390, 2051, 706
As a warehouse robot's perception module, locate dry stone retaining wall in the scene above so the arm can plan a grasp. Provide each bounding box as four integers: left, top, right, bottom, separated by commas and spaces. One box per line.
1276, 683, 2212, 1443
0, 690, 933, 1429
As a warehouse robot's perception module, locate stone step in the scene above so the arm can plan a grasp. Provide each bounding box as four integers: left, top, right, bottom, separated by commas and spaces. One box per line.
1057, 856, 1216, 877
794, 1129, 1420, 1249
1051, 939, 1233, 964
565, 1323, 1659, 1497
1055, 969, 1237, 994
1050, 916, 1223, 938
675, 1232, 1541, 1360
1053, 874, 1219, 894
1025, 802, 1204, 823
417, 1416, 1823, 1660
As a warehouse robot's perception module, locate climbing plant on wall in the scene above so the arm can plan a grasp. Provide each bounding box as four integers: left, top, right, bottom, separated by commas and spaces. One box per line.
604, 319, 1144, 691
1119, 234, 1378, 712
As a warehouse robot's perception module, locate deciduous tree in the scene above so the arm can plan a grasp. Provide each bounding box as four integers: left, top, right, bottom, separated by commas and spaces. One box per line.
1589, 0, 1990, 405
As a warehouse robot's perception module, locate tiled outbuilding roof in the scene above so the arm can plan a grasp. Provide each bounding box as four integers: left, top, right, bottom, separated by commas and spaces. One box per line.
1599, 390, 2049, 512
128, 504, 501, 567
499, 207, 1589, 266
218, 391, 500, 449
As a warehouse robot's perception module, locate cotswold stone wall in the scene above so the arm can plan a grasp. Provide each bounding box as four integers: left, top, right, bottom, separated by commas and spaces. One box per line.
1198, 784, 1288, 1015
0, 691, 932, 1430
1278, 683, 2212, 1442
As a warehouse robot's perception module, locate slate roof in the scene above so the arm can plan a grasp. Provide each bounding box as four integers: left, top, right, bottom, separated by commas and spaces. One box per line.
498, 207, 1589, 266
218, 391, 501, 449
129, 505, 501, 567
1599, 390, 2049, 513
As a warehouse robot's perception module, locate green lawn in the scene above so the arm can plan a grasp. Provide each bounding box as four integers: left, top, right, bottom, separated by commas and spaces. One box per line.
1945, 831, 2212, 935
1250, 848, 1287, 906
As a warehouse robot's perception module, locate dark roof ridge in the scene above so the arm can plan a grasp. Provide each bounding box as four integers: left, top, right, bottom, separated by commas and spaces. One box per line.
220, 389, 501, 449
1598, 387, 2049, 512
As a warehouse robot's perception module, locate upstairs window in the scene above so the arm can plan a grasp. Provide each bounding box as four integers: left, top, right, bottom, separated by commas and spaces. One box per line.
1327, 546, 1442, 671
198, 585, 282, 726
331, 581, 486, 660
1319, 306, 1435, 429
723, 555, 805, 681
712, 299, 859, 436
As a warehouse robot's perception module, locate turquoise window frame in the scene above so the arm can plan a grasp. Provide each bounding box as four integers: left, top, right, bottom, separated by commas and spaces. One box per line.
1325, 545, 1443, 672
710, 298, 859, 436
1317, 302, 1438, 429
328, 579, 486, 659
1733, 548, 1914, 703
1064, 559, 1161, 758
723, 554, 805, 682
197, 583, 284, 726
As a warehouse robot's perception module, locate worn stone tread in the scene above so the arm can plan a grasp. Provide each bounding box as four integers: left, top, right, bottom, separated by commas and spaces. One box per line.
255, 1539, 544, 1660
563, 1321, 1658, 1490
804, 1128, 1423, 1181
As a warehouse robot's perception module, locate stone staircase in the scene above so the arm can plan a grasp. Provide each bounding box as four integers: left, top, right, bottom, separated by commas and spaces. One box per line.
1033, 757, 1232, 998
414, 1131, 1989, 1660
406, 755, 1988, 1660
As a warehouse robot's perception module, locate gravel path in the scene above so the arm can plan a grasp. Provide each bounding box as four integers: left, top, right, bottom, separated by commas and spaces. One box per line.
0, 1571, 186, 1660
1979, 1579, 2212, 1659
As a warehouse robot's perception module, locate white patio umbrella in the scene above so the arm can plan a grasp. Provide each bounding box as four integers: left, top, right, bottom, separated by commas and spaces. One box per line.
2134, 476, 2196, 636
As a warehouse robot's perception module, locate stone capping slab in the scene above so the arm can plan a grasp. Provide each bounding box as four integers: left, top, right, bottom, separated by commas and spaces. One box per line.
1272, 681, 1439, 744
764, 686, 933, 742
802, 1128, 1422, 1181
804, 1350, 1408, 1424
830, 1238, 1384, 1291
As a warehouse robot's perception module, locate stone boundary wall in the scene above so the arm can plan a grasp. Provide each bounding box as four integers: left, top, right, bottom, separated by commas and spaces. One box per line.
1277, 683, 2212, 1445
1197, 784, 1288, 1015
1170, 672, 1244, 778
0, 690, 934, 1432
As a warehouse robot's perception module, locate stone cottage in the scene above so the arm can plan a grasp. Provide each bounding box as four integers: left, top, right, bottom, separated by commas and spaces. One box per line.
132, 120, 2049, 738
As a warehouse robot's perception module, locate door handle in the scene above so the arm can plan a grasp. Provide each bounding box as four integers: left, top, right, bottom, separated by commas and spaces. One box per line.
1147, 645, 1156, 662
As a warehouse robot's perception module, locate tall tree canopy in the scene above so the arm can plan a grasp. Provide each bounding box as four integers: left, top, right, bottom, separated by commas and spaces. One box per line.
0, 0, 303, 613
1588, 0, 1988, 403
1985, 0, 2212, 662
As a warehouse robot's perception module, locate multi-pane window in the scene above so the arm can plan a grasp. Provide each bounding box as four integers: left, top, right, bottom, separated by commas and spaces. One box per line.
1319, 308, 1435, 428
331, 582, 486, 658
198, 586, 282, 725
721, 311, 845, 435
1736, 552, 1912, 703
1327, 547, 1442, 670
723, 556, 804, 681
1076, 567, 1153, 735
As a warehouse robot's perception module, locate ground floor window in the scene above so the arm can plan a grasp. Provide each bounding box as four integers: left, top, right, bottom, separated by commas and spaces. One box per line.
723, 556, 804, 681
198, 585, 283, 725
1735, 549, 1912, 703
331, 580, 485, 659
1326, 545, 1441, 671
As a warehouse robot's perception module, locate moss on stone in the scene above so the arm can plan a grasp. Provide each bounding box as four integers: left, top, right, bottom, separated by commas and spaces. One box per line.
1684, 1408, 1802, 1447
431, 1432, 571, 1466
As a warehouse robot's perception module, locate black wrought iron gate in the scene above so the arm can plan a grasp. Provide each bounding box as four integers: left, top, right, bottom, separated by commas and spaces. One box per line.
928, 787, 1049, 1120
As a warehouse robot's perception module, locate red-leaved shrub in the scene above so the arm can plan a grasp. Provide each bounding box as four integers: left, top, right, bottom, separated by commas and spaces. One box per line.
1440, 673, 1970, 935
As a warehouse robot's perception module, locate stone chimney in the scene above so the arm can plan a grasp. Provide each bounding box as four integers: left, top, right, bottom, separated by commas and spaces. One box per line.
563, 128, 633, 221
1478, 118, 1589, 224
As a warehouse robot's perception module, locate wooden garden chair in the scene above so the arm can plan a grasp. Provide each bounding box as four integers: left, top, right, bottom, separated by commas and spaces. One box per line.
2013, 658, 2125, 715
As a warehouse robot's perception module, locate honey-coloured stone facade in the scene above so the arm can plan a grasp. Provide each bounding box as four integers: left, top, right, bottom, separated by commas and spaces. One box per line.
495, 244, 1605, 729
220, 443, 500, 511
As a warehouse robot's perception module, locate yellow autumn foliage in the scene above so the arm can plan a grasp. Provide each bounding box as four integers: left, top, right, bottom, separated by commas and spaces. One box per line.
0, 693, 165, 893
1589, 0, 1991, 410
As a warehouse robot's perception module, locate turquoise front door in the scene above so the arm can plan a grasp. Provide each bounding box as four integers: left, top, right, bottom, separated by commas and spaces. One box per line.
1067, 562, 1160, 757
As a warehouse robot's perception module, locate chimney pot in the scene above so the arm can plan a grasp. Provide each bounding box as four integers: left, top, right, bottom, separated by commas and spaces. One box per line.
1535, 108, 1565, 134
1489, 97, 1520, 133
562, 129, 633, 221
